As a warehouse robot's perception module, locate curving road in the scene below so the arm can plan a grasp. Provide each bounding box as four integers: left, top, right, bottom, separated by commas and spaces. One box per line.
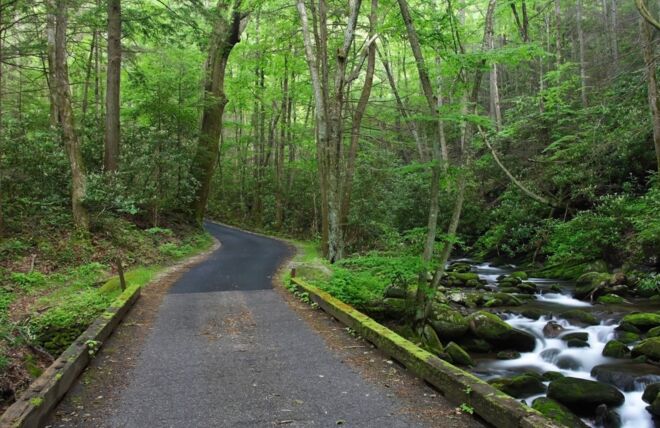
89, 222, 439, 427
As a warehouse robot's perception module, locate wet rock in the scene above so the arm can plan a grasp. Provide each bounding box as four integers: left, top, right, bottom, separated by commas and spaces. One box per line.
516, 282, 537, 294
566, 338, 590, 348
642, 383, 660, 404
531, 397, 589, 428
648, 326, 660, 338
457, 337, 491, 353
422, 324, 444, 356
562, 332, 589, 341
597, 294, 627, 304
632, 337, 660, 361
466, 311, 536, 351
616, 321, 641, 334
543, 321, 565, 338
540, 348, 561, 363
561, 309, 599, 326
511, 271, 528, 280
575, 272, 611, 299
556, 355, 583, 370
380, 298, 411, 318
520, 308, 550, 320
542, 371, 564, 382
496, 350, 520, 360
447, 262, 472, 273
594, 404, 622, 428
497, 276, 522, 287
621, 313, 660, 332
591, 363, 660, 391
649, 394, 660, 417
447, 272, 480, 286
539, 348, 561, 363
429, 304, 469, 340
602, 340, 630, 359
489, 374, 546, 398
483, 292, 523, 307
547, 377, 625, 415
615, 331, 640, 345
445, 341, 473, 366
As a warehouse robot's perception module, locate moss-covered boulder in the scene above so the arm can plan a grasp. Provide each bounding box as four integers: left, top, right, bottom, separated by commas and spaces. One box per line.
591, 363, 660, 393
602, 340, 630, 359
447, 272, 480, 286
649, 395, 660, 417
561, 309, 599, 326
547, 377, 625, 415
422, 324, 444, 356
428, 304, 469, 340
520, 308, 550, 320
642, 383, 660, 404
575, 272, 612, 299
632, 337, 660, 361
562, 332, 589, 341
615, 331, 640, 345
447, 262, 472, 273
514, 282, 537, 294
566, 338, 590, 348
542, 371, 565, 382
648, 326, 660, 338
457, 337, 491, 353
511, 271, 528, 280
489, 374, 546, 398
531, 397, 589, 427
594, 404, 622, 428
466, 311, 536, 351
621, 313, 660, 332
597, 294, 627, 304
483, 292, 523, 307
496, 350, 520, 360
445, 342, 473, 366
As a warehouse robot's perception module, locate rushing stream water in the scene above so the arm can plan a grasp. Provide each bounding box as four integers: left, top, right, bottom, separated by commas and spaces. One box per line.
463, 261, 657, 428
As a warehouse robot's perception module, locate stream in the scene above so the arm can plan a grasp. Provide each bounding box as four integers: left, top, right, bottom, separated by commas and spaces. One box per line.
464, 261, 658, 428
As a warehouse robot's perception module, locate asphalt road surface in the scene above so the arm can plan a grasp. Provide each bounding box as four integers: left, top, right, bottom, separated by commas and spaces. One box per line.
91, 222, 439, 427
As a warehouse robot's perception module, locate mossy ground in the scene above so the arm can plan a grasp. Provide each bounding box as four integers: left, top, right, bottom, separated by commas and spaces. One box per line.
0, 217, 213, 412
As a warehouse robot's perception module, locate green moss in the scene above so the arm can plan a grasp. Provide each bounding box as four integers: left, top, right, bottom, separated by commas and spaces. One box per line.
532, 397, 587, 427
597, 294, 626, 304
445, 342, 474, 366
29, 397, 43, 407
602, 340, 630, 358
621, 313, 660, 331
489, 374, 545, 398
560, 309, 599, 326
632, 337, 660, 360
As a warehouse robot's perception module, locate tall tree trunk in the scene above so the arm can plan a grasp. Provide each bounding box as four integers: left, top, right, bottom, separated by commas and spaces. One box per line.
555, 0, 562, 67
190, 0, 246, 226
339, 0, 378, 242
488, 16, 502, 130
577, 0, 587, 106
104, 0, 121, 172
640, 17, 660, 173
397, 0, 447, 314
48, 0, 89, 230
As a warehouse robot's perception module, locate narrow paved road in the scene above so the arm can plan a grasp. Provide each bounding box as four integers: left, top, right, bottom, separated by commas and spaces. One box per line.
87, 222, 438, 427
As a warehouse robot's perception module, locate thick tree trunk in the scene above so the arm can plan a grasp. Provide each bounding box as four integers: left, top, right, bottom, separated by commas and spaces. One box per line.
49, 0, 89, 230
339, 0, 378, 241
190, 0, 246, 226
577, 0, 587, 106
104, 0, 121, 172
640, 17, 660, 173
555, 0, 562, 67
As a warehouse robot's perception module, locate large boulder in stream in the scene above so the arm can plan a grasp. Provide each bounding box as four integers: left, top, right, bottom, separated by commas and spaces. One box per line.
543, 321, 565, 338
488, 373, 546, 398
621, 313, 660, 332
466, 311, 536, 352
428, 304, 469, 340
560, 309, 599, 326
632, 337, 660, 361
602, 340, 630, 359
547, 377, 625, 415
532, 397, 589, 428
591, 363, 660, 391
445, 342, 474, 366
